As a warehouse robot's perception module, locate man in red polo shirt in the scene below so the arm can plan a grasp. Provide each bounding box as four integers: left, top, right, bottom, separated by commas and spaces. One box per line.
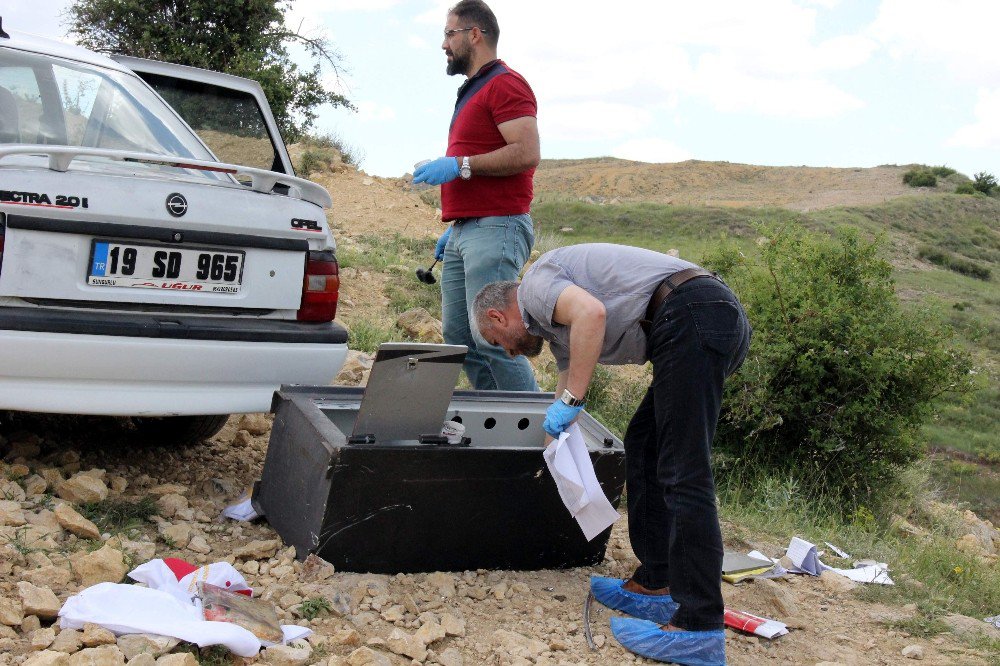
413, 0, 540, 392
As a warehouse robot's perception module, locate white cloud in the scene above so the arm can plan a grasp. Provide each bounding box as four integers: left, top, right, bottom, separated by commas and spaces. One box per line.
612, 138, 693, 164
540, 102, 653, 142
869, 0, 1000, 84
407, 35, 428, 49
947, 88, 1000, 149
356, 101, 397, 123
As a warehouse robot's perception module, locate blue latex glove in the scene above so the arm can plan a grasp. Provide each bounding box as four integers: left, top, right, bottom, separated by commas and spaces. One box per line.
435, 226, 452, 261
413, 156, 460, 185
543, 399, 584, 437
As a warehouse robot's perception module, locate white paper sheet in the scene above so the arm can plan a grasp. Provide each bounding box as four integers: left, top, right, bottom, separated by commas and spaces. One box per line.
784, 537, 894, 585
543, 424, 620, 541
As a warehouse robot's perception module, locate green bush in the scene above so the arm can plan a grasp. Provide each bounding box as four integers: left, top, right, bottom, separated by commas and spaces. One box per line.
955, 182, 976, 195
973, 171, 997, 195
929, 165, 957, 178
917, 245, 992, 280
902, 168, 937, 187
702, 226, 973, 507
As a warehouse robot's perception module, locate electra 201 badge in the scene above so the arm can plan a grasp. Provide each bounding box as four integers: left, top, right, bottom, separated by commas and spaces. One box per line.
165, 193, 188, 217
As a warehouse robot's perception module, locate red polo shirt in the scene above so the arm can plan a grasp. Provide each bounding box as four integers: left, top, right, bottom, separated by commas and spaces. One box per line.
441, 60, 537, 221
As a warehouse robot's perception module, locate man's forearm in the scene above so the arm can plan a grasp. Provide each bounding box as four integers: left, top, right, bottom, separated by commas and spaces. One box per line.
565, 313, 604, 400
467, 142, 538, 176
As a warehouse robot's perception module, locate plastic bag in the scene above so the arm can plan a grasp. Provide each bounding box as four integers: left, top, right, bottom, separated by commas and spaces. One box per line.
198, 582, 283, 643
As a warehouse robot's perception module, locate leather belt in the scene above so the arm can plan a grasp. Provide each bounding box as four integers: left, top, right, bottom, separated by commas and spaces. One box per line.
640, 268, 719, 334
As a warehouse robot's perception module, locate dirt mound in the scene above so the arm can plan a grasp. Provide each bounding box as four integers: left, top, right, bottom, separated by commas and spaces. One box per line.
534, 158, 958, 211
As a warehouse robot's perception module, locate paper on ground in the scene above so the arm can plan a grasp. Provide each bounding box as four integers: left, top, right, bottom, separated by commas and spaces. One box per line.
784, 537, 893, 585
543, 424, 620, 541
746, 550, 789, 579
223, 493, 260, 521
724, 608, 788, 639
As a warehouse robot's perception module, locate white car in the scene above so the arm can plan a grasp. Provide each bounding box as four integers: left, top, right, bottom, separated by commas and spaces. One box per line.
0, 21, 348, 442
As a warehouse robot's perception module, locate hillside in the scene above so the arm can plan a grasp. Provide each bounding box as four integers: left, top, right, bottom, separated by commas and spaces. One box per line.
533, 158, 968, 211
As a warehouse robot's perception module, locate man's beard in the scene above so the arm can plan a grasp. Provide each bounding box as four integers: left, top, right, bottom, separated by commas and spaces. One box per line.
517, 334, 544, 358
447, 47, 471, 76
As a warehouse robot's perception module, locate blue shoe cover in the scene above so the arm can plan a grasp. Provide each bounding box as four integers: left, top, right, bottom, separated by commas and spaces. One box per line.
591, 576, 679, 624
611, 617, 726, 666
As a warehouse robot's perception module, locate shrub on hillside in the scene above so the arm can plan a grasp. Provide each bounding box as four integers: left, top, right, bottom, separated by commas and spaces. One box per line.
930, 165, 957, 178
703, 226, 973, 507
955, 182, 977, 195
903, 168, 937, 187
973, 171, 997, 195
917, 245, 992, 280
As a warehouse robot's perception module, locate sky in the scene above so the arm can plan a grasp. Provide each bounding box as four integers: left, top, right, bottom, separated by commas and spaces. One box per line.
7, 0, 1000, 179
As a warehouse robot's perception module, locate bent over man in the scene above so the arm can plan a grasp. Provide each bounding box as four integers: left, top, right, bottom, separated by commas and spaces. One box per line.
473, 243, 751, 665
413, 0, 539, 391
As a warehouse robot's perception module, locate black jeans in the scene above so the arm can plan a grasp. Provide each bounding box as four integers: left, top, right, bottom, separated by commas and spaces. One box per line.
624, 277, 751, 631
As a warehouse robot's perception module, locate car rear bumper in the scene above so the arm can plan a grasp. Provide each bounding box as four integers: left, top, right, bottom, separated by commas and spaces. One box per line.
0, 308, 349, 415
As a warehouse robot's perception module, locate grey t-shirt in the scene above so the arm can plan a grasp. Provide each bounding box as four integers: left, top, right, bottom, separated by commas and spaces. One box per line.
518, 243, 698, 370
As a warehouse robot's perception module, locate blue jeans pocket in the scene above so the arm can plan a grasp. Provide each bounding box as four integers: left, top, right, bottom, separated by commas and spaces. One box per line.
687, 301, 741, 356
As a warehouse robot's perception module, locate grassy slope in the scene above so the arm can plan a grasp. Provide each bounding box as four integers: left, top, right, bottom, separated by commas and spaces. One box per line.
531, 193, 1000, 520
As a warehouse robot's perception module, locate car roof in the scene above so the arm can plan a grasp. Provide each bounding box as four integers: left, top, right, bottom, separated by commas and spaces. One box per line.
0, 28, 133, 74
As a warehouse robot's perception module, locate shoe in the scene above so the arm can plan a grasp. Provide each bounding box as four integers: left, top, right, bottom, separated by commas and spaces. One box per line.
611, 617, 726, 665
590, 576, 679, 624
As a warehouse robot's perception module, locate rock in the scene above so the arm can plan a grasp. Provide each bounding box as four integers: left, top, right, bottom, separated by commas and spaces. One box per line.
425, 572, 457, 598
23, 565, 75, 590
56, 475, 109, 504
345, 647, 391, 666
902, 644, 924, 660
23, 652, 69, 666
119, 540, 156, 563
955, 533, 986, 556
413, 619, 446, 646
127, 655, 156, 666
491, 629, 548, 659
147, 484, 187, 496
25, 510, 63, 533
41, 469, 65, 487
72, 545, 128, 587
942, 613, 1000, 639
491, 581, 508, 600
960, 509, 998, 554
155, 494, 188, 519
115, 634, 179, 660
54, 504, 101, 540
186, 535, 211, 554
301, 554, 336, 582
753, 578, 799, 617
18, 583, 61, 620
380, 605, 404, 622
81, 623, 116, 647
437, 648, 463, 666
260, 644, 311, 666
31, 627, 57, 650
237, 413, 270, 436
334, 351, 374, 386
241, 560, 259, 575
50, 629, 83, 654
153, 655, 197, 666
819, 570, 857, 593
440, 612, 466, 637
0, 597, 23, 626
109, 478, 128, 494
23, 475, 49, 497
396, 308, 444, 344
24, 614, 43, 633
234, 539, 281, 559
67, 645, 125, 666
158, 523, 191, 549
386, 628, 426, 661
330, 628, 361, 647
0, 479, 26, 501
0, 500, 26, 526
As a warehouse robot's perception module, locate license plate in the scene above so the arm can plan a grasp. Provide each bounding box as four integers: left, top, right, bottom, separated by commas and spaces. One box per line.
88, 241, 245, 293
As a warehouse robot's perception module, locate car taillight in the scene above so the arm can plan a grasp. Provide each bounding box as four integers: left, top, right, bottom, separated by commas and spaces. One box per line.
297, 250, 339, 322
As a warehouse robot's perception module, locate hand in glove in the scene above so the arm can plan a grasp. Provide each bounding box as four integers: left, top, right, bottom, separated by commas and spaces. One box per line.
543, 399, 584, 437
435, 226, 453, 261
413, 156, 459, 185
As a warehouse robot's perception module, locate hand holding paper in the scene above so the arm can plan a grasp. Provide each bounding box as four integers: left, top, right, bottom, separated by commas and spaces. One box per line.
543, 424, 620, 541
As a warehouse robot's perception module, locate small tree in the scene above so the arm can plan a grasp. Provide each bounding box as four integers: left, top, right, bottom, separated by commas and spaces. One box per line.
972, 171, 997, 195
65, 0, 353, 141
703, 226, 973, 506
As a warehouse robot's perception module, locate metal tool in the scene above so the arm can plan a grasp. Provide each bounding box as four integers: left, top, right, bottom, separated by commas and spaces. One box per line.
416, 259, 439, 284
584, 590, 597, 650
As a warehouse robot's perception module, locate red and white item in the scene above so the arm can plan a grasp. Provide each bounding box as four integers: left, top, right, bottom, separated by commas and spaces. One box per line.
724, 609, 789, 639
129, 558, 251, 605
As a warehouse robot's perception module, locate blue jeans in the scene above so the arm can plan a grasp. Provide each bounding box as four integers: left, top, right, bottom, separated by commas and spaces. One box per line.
625, 278, 751, 631
441, 214, 539, 391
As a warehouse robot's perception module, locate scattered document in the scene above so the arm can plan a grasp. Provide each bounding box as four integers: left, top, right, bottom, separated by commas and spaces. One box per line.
543, 424, 620, 541
784, 537, 894, 585
824, 541, 851, 558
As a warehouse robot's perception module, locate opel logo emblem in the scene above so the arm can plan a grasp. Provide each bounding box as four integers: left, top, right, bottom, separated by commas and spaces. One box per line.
166, 193, 188, 218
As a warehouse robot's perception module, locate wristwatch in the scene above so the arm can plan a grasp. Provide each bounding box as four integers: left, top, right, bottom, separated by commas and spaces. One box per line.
560, 389, 586, 407
459, 156, 472, 180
